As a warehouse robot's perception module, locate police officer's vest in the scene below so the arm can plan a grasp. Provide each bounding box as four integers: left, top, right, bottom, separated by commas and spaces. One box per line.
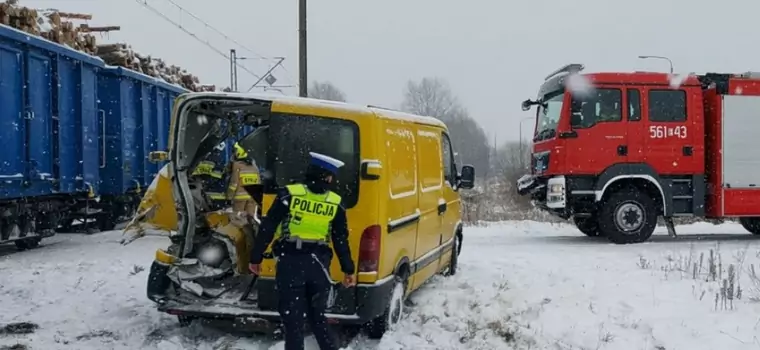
275, 184, 342, 244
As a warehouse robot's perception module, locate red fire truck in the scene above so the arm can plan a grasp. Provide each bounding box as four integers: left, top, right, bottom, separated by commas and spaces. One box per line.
517, 63, 760, 244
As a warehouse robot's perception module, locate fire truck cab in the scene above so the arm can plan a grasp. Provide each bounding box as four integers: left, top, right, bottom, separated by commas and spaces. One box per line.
518, 63, 760, 244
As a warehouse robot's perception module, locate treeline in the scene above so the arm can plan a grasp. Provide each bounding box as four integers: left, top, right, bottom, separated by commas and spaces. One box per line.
308, 78, 537, 222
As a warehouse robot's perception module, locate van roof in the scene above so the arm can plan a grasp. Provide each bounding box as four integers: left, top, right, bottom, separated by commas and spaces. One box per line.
182, 91, 447, 128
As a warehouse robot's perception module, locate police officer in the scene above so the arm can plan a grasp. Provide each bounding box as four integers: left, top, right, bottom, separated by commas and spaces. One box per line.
227, 142, 261, 218
248, 152, 356, 350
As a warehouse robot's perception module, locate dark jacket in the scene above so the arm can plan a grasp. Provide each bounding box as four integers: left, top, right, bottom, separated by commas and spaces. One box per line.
249, 180, 355, 275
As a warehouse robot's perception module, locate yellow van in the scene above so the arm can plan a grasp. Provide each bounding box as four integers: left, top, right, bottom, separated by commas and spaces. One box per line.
145, 92, 475, 338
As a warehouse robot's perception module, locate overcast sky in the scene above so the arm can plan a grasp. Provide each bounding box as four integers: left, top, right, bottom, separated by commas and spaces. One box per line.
24, 0, 760, 144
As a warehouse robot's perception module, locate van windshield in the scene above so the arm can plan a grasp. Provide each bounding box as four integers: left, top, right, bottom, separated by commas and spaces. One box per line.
266, 114, 360, 208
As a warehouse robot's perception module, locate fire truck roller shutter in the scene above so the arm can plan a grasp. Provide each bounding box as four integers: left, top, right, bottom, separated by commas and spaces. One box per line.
592, 164, 670, 216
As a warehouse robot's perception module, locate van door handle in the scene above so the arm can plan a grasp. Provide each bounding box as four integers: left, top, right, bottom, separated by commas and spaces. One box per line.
617, 145, 628, 156
438, 202, 447, 215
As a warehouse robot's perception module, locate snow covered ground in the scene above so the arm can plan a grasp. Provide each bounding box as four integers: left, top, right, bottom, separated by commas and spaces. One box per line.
2, 221, 760, 349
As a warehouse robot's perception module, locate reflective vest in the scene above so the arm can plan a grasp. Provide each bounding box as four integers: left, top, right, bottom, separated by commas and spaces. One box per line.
227, 160, 261, 203
192, 160, 226, 201
275, 184, 342, 244
192, 160, 223, 179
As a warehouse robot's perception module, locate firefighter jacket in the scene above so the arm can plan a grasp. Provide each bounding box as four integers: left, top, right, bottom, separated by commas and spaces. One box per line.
227, 159, 261, 216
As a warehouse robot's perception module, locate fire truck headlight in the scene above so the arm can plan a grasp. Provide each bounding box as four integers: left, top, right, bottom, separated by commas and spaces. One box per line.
549, 184, 564, 194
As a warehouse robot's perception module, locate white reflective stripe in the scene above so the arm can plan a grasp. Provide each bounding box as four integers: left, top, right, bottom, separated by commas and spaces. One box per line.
310, 253, 338, 285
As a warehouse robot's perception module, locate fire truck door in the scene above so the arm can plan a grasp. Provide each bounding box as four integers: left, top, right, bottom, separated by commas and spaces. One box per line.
642, 88, 694, 174
565, 87, 627, 174
624, 88, 645, 163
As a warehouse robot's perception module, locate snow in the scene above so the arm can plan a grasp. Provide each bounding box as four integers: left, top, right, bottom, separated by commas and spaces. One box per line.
371, 107, 446, 128
3, 222, 760, 349
181, 91, 445, 128
669, 73, 694, 89
565, 73, 594, 98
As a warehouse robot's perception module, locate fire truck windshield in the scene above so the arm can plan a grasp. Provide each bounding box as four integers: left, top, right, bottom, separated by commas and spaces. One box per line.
534, 91, 563, 141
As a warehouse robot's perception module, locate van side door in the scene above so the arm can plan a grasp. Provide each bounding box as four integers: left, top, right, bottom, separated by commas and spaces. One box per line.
409, 126, 445, 290
383, 120, 421, 287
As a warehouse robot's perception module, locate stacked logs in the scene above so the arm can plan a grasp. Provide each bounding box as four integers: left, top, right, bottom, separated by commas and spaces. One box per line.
95, 43, 205, 91
0, 0, 210, 92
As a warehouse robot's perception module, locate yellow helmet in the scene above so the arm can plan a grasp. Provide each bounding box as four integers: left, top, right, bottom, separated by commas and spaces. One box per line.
234, 142, 248, 160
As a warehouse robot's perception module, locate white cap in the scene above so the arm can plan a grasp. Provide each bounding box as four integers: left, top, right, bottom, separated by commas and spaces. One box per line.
309, 152, 345, 174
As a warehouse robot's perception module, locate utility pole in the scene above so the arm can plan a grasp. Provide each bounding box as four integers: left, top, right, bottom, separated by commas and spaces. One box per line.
229, 49, 238, 91
298, 0, 308, 97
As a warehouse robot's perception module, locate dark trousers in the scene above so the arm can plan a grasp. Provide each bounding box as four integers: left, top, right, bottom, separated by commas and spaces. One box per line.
276, 253, 337, 350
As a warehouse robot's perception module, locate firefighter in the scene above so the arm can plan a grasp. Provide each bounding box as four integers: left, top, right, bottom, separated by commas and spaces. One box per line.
598, 96, 621, 122
227, 142, 261, 218
204, 142, 230, 210
190, 143, 227, 211
248, 152, 356, 350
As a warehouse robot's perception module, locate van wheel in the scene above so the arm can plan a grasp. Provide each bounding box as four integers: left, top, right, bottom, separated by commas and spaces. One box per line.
15, 238, 41, 251
599, 188, 657, 244
366, 276, 405, 339
444, 235, 460, 276
177, 316, 195, 327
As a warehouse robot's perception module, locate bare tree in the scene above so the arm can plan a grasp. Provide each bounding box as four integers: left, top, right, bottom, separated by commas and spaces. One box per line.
401, 77, 490, 175
309, 81, 347, 102
401, 77, 459, 118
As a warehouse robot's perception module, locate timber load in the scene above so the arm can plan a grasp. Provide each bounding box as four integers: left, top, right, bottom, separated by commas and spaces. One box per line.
0, 0, 211, 91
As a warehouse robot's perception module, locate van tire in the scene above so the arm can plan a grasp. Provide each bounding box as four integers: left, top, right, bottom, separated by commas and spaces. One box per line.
366, 276, 406, 339
444, 235, 460, 276
14, 237, 41, 251
177, 316, 195, 327
599, 188, 657, 244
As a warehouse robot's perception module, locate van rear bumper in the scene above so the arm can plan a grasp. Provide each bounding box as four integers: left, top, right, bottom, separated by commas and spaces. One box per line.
148, 261, 395, 325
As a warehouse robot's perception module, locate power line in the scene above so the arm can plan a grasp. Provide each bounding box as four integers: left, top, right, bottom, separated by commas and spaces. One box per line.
134, 0, 262, 80
157, 0, 297, 88
161, 0, 268, 60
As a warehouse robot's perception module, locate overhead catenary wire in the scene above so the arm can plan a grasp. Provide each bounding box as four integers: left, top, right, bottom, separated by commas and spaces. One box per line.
161, 0, 267, 60
133, 0, 262, 80
150, 0, 298, 89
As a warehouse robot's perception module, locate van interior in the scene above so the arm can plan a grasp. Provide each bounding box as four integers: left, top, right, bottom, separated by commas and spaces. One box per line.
165, 96, 360, 305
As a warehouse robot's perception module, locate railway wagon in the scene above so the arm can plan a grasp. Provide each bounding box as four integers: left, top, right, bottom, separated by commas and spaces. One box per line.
0, 24, 103, 249
95, 67, 185, 230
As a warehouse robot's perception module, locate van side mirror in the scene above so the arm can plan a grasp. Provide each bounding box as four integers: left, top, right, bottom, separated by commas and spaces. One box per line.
148, 151, 169, 163
458, 165, 475, 190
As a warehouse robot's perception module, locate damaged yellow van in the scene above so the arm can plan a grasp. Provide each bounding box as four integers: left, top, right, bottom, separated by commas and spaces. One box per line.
145, 92, 475, 338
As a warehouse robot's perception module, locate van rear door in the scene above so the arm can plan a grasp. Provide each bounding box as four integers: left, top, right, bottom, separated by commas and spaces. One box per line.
259, 112, 362, 281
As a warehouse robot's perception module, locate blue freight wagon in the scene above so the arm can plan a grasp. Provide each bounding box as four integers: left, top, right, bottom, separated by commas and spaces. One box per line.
0, 22, 189, 248
94, 67, 185, 230
0, 24, 104, 249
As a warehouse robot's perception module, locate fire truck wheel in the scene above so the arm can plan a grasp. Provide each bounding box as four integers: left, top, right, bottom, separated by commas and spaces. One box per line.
573, 216, 602, 237
598, 189, 657, 244
739, 217, 760, 235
